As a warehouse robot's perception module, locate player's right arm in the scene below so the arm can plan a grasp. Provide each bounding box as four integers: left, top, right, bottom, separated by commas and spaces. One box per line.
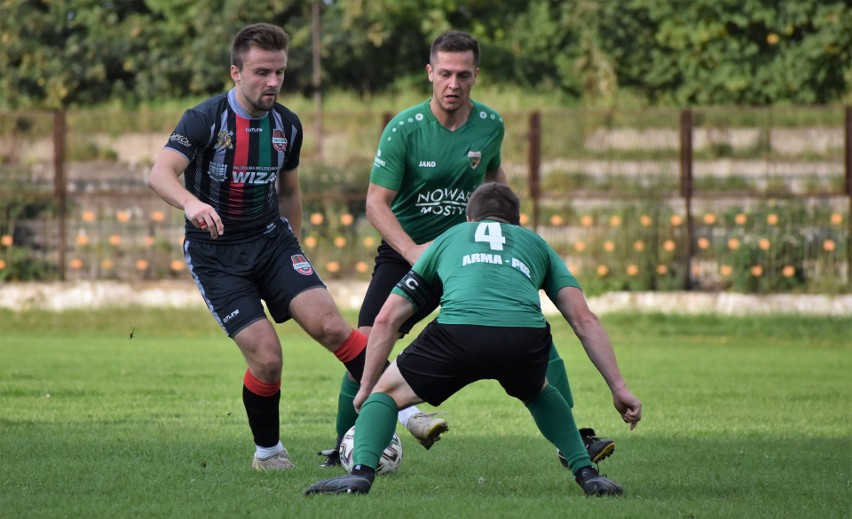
354, 292, 415, 411
148, 149, 224, 238
366, 183, 430, 265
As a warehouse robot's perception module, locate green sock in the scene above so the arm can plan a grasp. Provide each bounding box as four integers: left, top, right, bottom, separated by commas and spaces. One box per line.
336, 372, 361, 440
547, 343, 574, 408
525, 385, 591, 474
352, 392, 398, 468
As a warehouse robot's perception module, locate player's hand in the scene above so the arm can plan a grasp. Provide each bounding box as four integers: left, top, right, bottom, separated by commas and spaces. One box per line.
404, 241, 432, 265
612, 387, 642, 430
185, 200, 224, 239
353, 388, 371, 414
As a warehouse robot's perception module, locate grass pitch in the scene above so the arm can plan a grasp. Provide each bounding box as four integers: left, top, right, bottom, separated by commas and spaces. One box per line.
0, 308, 849, 518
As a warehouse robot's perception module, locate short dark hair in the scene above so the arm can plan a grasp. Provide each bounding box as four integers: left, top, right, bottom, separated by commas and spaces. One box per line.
231, 23, 290, 70
430, 30, 480, 66
466, 183, 520, 225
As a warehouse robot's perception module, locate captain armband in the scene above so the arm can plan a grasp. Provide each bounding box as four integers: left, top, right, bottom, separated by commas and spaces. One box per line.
395, 271, 439, 310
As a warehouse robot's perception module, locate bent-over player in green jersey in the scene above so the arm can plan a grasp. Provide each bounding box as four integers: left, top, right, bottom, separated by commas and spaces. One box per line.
306, 183, 642, 497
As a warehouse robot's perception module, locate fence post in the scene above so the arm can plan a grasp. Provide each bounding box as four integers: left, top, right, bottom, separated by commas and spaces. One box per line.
679, 108, 694, 291
845, 106, 851, 287
311, 0, 323, 160
528, 111, 541, 231
53, 110, 67, 281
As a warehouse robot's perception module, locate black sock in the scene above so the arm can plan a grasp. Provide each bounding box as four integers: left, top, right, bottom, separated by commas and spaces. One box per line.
343, 349, 390, 382
343, 349, 365, 380
242, 386, 280, 448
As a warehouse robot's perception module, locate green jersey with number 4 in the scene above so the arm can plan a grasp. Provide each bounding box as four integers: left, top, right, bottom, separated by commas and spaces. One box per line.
370, 99, 504, 245
393, 220, 581, 328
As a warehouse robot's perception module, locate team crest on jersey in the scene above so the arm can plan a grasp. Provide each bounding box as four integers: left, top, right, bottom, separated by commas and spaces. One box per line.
467, 150, 482, 170
216, 130, 233, 150
208, 162, 227, 182
291, 254, 314, 275
272, 129, 288, 152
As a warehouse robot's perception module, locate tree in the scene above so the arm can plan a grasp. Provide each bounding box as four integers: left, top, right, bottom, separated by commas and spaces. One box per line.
0, 0, 847, 108
593, 0, 851, 105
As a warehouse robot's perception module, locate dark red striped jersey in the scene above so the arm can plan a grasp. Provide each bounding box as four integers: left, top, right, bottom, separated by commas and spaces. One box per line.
164, 88, 303, 243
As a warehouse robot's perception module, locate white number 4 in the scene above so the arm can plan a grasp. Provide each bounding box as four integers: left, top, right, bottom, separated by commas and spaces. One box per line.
474, 222, 505, 251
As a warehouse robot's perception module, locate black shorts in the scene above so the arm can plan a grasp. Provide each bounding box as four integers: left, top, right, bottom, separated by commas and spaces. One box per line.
358, 241, 440, 334
396, 321, 553, 405
184, 218, 326, 337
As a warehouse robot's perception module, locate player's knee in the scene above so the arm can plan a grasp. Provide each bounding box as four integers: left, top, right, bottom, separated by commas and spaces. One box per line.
311, 316, 352, 349
251, 357, 282, 382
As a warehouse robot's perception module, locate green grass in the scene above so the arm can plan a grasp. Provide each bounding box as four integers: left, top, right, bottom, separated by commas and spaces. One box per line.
1, 309, 849, 518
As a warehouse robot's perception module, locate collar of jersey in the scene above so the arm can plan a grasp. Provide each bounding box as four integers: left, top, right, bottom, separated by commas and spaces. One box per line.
227, 88, 270, 120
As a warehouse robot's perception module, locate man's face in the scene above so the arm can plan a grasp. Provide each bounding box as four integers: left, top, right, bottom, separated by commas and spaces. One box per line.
230, 47, 287, 117
427, 50, 478, 114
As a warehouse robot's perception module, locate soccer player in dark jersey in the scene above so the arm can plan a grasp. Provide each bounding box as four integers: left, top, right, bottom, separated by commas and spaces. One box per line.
148, 23, 373, 471
322, 30, 615, 468
305, 183, 642, 497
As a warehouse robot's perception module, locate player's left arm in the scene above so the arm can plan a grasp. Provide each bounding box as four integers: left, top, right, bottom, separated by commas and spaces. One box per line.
278, 167, 303, 240
354, 293, 415, 410
555, 286, 642, 429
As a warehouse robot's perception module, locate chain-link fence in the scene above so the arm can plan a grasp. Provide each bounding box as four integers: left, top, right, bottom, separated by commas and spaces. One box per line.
0, 105, 849, 293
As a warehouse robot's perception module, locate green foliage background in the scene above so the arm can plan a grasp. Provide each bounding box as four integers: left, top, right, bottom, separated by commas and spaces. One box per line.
0, 0, 849, 109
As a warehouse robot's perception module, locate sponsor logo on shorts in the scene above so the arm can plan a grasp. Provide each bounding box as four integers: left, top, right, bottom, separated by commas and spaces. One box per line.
272, 129, 288, 151
291, 254, 314, 275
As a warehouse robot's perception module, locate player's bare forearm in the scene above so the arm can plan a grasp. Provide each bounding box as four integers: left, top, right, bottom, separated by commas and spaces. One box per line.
278, 168, 303, 239
366, 184, 421, 264
555, 287, 635, 394
148, 154, 192, 211
355, 319, 401, 412
149, 151, 224, 237
361, 295, 414, 392
361, 328, 395, 393
279, 191, 302, 239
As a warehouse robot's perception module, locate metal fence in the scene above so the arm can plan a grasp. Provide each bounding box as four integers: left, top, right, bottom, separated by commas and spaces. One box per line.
0, 105, 849, 293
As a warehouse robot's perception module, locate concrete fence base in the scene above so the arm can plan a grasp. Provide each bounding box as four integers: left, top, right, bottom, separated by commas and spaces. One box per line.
1, 281, 850, 316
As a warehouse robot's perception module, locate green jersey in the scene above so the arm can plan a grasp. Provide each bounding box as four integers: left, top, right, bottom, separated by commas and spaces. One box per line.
392, 220, 581, 328
370, 99, 505, 245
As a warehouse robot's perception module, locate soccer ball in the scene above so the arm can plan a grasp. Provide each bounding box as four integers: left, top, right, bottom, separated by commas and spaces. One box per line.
338, 425, 403, 475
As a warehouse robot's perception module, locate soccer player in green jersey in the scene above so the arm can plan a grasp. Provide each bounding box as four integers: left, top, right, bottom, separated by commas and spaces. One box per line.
321, 30, 615, 469
306, 183, 642, 497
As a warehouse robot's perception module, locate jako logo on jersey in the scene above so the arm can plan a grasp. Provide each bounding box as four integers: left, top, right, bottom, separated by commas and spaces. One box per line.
291, 254, 314, 275
272, 129, 288, 152
467, 150, 481, 170
419, 161, 437, 168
